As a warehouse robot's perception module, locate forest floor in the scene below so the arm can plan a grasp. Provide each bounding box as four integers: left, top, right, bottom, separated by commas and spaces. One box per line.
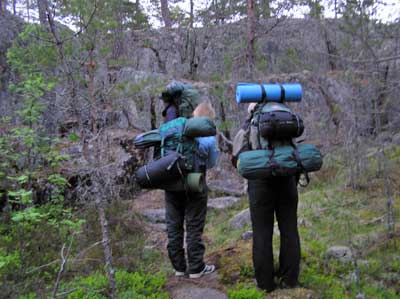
130, 148, 400, 299
3, 149, 399, 298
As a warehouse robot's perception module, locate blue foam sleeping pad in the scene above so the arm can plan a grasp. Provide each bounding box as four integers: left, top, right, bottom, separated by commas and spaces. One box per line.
236, 83, 302, 103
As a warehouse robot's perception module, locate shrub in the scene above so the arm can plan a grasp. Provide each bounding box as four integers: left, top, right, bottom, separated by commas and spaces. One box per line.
227, 286, 265, 299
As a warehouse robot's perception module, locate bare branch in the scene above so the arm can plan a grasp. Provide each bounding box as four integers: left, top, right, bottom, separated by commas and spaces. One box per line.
52, 235, 74, 299
218, 130, 233, 146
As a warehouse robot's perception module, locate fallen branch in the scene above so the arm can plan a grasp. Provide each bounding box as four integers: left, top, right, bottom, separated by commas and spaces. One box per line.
52, 235, 75, 299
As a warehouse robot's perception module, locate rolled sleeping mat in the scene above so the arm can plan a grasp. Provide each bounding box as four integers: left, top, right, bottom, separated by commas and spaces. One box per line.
237, 144, 322, 180
134, 129, 161, 149
135, 152, 186, 189
184, 117, 217, 137
158, 172, 206, 193
186, 172, 205, 193
236, 83, 302, 103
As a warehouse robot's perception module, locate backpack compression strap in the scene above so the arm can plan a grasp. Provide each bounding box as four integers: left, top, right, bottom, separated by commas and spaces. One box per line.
291, 141, 310, 187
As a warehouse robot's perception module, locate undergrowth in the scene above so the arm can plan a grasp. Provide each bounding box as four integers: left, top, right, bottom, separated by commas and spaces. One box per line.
205, 145, 400, 299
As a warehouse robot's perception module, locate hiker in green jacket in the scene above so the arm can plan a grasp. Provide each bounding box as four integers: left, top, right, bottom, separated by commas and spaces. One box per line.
160, 82, 217, 278
232, 103, 301, 292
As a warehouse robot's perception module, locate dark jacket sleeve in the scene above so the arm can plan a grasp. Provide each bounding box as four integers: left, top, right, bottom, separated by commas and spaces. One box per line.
162, 104, 179, 122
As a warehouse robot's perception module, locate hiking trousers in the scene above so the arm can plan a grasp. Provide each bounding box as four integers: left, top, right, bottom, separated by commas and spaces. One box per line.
248, 176, 300, 292
165, 188, 207, 274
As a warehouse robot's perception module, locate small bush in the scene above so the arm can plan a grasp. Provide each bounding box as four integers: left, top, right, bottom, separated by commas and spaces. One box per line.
227, 286, 265, 299
63, 270, 168, 299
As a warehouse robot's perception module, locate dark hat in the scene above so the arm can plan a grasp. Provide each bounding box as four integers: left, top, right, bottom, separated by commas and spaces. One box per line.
160, 90, 173, 102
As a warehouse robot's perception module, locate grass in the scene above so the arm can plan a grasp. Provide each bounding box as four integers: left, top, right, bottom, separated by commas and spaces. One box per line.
203, 146, 400, 299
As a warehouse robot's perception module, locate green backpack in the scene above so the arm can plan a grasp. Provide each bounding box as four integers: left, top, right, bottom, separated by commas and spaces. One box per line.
165, 81, 201, 118
158, 117, 197, 171
158, 117, 217, 172
238, 102, 322, 185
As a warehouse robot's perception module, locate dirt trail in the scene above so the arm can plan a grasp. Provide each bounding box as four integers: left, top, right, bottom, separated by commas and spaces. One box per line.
131, 189, 228, 299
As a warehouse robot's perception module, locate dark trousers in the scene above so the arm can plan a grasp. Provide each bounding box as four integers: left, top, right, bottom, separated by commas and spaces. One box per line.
165, 189, 207, 274
248, 176, 300, 292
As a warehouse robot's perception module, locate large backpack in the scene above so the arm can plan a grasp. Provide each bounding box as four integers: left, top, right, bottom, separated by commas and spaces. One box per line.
134, 117, 217, 190
165, 81, 201, 118
158, 117, 199, 171
237, 102, 322, 185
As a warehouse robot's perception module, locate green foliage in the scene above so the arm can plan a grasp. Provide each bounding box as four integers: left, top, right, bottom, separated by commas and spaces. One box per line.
0, 248, 21, 278
1, 25, 83, 296
63, 270, 168, 299
227, 285, 265, 299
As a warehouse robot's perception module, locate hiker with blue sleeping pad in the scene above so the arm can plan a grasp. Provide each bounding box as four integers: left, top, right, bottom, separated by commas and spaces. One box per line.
134, 82, 218, 278
232, 83, 323, 292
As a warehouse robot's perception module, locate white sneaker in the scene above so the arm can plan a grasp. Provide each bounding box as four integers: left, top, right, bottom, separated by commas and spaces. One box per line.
175, 271, 185, 277
189, 264, 215, 279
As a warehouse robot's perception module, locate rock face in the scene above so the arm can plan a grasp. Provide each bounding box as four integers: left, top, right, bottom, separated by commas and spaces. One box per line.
229, 208, 251, 229
326, 246, 353, 263
207, 197, 241, 210
124, 19, 347, 80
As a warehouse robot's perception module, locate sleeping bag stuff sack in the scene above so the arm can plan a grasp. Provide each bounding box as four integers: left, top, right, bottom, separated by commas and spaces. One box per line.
184, 117, 217, 137
134, 129, 161, 149
237, 144, 322, 180
135, 152, 186, 189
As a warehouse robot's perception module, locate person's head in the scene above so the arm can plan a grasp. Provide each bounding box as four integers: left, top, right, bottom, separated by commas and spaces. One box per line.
193, 102, 216, 119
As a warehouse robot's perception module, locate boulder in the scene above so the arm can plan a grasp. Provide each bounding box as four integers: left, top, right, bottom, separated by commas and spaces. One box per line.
207, 180, 246, 197
208, 196, 241, 210
229, 208, 251, 229
241, 231, 253, 240
326, 246, 353, 263
141, 208, 165, 223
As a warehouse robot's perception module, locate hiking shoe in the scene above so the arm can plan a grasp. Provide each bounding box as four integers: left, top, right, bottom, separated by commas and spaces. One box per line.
189, 264, 215, 278
175, 271, 186, 277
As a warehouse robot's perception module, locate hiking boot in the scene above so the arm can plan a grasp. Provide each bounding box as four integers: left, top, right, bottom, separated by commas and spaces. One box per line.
189, 264, 215, 278
175, 270, 186, 277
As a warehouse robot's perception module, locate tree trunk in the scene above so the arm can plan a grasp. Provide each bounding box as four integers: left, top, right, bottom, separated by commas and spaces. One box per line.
246, 0, 256, 79
37, 0, 50, 32
160, 0, 172, 28
26, 0, 30, 22
1, 0, 8, 14
97, 201, 116, 299
189, 0, 194, 28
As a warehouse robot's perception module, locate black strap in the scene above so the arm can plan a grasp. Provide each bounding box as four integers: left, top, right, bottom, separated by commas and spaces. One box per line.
260, 84, 267, 102
144, 165, 154, 188
291, 142, 310, 187
279, 84, 285, 102
166, 154, 181, 171
257, 103, 266, 149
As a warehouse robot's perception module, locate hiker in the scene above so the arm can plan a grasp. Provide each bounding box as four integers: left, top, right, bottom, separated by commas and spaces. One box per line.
232, 102, 301, 292
160, 84, 218, 278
